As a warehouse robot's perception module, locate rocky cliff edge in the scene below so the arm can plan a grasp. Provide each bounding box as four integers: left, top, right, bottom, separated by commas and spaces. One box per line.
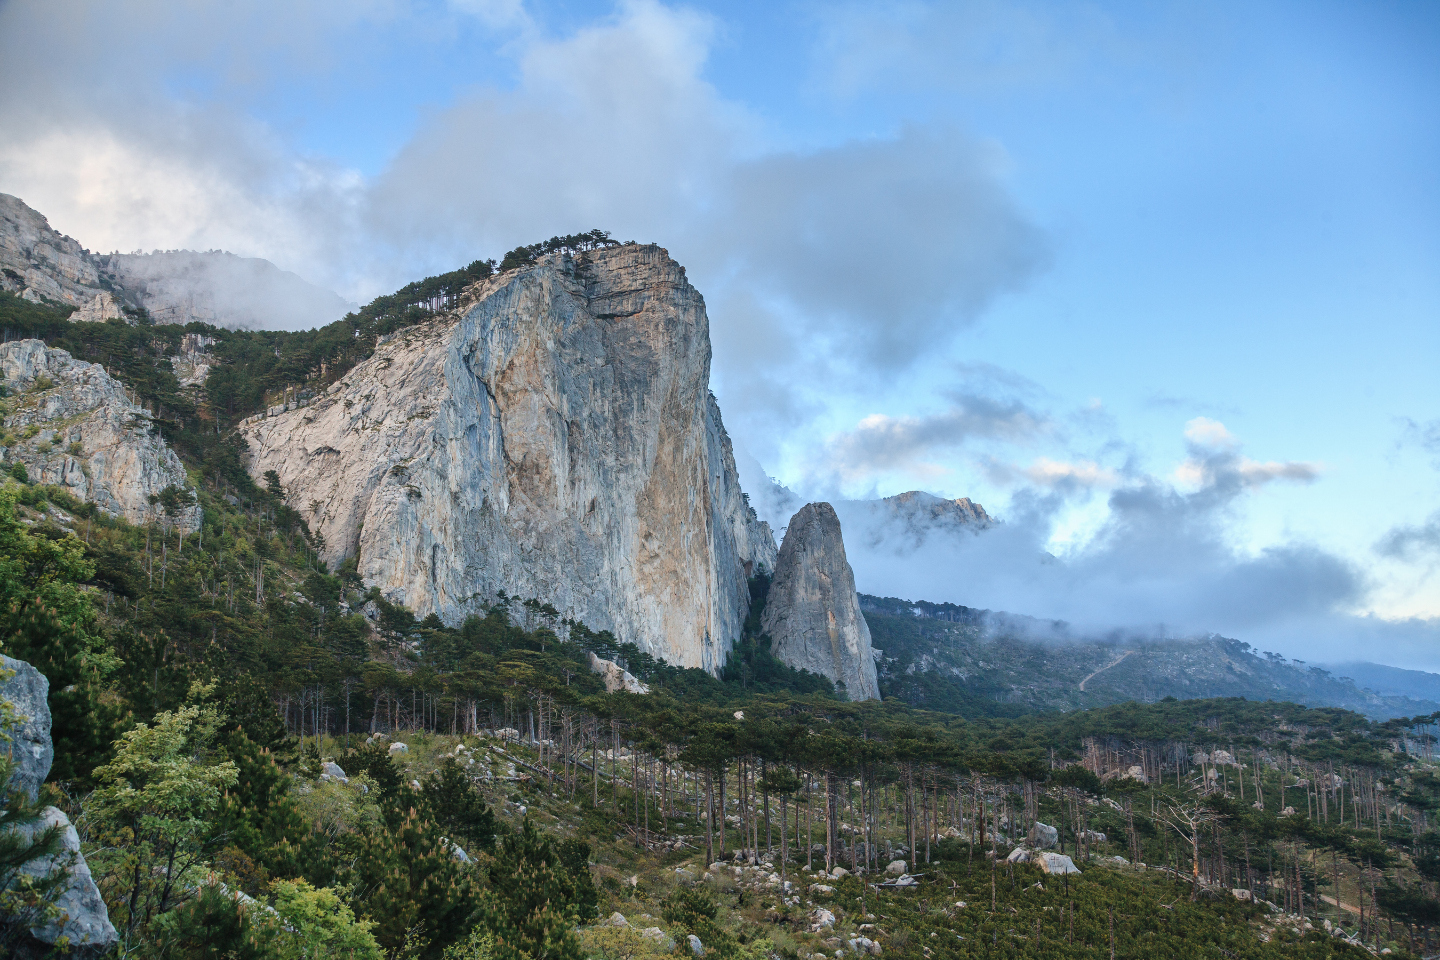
241, 244, 775, 672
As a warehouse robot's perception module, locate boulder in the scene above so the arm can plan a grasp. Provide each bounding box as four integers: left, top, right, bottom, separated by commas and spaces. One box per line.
830, 867, 849, 879
1036, 853, 1081, 875
0, 655, 52, 800
608, 912, 629, 928
687, 934, 704, 956
389, 742, 408, 756
587, 652, 650, 695
640, 928, 675, 951
1027, 822, 1058, 850
809, 908, 836, 931
1081, 830, 1106, 844
320, 761, 348, 783
12, 806, 119, 952
885, 860, 907, 877
761, 503, 880, 700
1232, 889, 1253, 902
1124, 765, 1147, 782
1006, 847, 1032, 864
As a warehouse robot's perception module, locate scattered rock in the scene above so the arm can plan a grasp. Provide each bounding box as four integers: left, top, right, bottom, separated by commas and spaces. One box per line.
1027, 822, 1058, 850
810, 908, 836, 931
640, 928, 675, 951
1036, 853, 1081, 875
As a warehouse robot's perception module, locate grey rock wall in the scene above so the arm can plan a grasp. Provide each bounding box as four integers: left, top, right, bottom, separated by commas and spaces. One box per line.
242, 245, 774, 672
761, 502, 881, 701
0, 340, 200, 532
0, 656, 52, 801
0, 655, 118, 954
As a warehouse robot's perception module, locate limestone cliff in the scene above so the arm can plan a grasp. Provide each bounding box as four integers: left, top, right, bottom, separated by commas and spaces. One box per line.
761, 502, 880, 701
0, 193, 120, 320
0, 340, 201, 532
241, 245, 775, 671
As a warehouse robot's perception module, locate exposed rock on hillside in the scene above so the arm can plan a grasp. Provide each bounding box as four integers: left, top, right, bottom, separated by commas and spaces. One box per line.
0, 655, 118, 954
242, 245, 775, 671
761, 503, 880, 701
0, 194, 114, 312
0, 655, 53, 801
0, 340, 200, 532
588, 652, 650, 695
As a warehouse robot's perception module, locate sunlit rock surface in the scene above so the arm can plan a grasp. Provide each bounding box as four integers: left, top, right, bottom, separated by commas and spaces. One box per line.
242, 245, 775, 671
0, 340, 200, 531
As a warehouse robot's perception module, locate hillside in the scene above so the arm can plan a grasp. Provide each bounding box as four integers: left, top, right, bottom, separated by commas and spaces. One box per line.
1, 231, 1439, 958
863, 595, 1440, 720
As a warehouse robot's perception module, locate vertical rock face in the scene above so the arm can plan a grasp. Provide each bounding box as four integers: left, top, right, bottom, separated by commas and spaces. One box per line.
0, 655, 52, 802
0, 340, 201, 532
241, 245, 775, 671
0, 655, 119, 954
0, 194, 110, 308
761, 503, 881, 701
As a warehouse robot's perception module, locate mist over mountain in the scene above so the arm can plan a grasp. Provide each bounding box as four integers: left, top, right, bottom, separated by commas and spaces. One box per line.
1, 192, 353, 330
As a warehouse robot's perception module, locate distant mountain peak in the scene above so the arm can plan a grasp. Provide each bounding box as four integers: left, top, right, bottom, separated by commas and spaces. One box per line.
882, 490, 992, 527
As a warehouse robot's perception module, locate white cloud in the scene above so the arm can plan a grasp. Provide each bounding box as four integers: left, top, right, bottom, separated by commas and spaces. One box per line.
1024, 457, 1119, 488
1183, 415, 1236, 448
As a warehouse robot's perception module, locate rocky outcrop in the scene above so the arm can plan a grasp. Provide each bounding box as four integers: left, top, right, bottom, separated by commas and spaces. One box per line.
0, 656, 52, 802
10, 807, 118, 952
0, 340, 200, 532
0, 656, 118, 954
761, 503, 880, 701
0, 195, 113, 310
588, 652, 650, 695
241, 245, 775, 671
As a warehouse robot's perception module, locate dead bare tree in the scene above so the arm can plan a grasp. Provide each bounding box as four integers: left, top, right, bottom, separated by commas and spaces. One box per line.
1156, 801, 1219, 899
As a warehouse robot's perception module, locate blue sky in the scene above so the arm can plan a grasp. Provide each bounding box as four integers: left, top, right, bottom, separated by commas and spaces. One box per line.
1, 0, 1436, 664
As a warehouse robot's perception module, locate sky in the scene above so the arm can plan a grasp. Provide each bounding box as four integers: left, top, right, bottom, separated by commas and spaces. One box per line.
1, 0, 1437, 667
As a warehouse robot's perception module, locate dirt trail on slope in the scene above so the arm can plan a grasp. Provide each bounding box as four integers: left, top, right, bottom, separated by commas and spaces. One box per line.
1078, 650, 1136, 692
